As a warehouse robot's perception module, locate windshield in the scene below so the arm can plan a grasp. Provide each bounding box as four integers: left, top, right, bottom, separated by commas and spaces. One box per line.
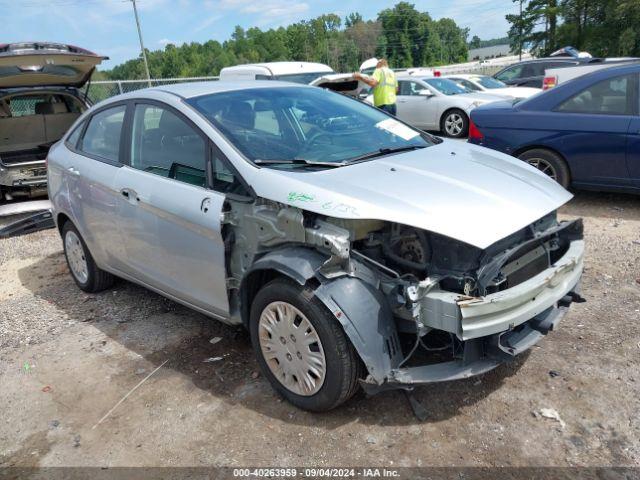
472, 76, 507, 89
187, 86, 433, 168
450, 78, 481, 91
270, 71, 333, 85
423, 78, 470, 95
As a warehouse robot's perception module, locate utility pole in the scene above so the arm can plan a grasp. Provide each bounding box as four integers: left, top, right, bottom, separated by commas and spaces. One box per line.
131, 0, 152, 86
519, 0, 523, 61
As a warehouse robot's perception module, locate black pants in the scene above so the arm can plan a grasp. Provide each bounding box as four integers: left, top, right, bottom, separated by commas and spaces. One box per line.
379, 104, 397, 116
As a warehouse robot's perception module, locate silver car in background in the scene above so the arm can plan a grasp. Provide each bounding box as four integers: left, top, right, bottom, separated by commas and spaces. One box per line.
378, 75, 506, 138
48, 82, 585, 411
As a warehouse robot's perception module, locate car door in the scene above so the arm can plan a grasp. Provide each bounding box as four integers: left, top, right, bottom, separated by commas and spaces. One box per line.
396, 80, 436, 128
625, 86, 640, 187
65, 103, 130, 270
554, 72, 638, 187
113, 101, 233, 316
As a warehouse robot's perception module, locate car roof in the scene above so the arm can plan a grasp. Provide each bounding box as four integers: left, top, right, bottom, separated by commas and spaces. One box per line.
513, 62, 640, 111
107, 80, 313, 101
444, 74, 485, 79
221, 62, 333, 76
513, 57, 596, 65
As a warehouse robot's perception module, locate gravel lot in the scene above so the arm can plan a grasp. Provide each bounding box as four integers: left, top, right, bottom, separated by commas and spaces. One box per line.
0, 191, 639, 469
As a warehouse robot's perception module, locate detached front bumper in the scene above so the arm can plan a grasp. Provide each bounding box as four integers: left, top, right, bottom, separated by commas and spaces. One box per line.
361, 239, 585, 394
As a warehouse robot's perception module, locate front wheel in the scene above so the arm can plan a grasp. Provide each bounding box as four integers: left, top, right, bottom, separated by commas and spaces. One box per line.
249, 278, 362, 411
441, 109, 469, 138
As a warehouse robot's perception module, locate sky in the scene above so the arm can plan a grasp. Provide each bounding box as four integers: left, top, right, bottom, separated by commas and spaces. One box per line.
2, 0, 520, 70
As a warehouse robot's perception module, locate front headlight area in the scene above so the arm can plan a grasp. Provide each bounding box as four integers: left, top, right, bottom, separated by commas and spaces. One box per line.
330, 212, 581, 330
223, 198, 583, 385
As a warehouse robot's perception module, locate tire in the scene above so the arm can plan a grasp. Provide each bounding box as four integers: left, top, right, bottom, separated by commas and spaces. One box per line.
249, 278, 362, 412
440, 109, 469, 138
518, 148, 571, 189
62, 221, 114, 293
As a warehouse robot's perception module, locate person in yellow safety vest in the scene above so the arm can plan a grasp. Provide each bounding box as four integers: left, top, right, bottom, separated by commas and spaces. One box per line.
353, 58, 398, 115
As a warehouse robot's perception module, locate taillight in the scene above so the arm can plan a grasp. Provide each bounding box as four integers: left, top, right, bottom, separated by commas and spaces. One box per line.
468, 117, 484, 142
433, 70, 441, 77
543, 76, 557, 90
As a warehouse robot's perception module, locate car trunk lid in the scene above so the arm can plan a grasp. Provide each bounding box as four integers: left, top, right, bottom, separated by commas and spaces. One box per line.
309, 73, 365, 97
0, 42, 107, 89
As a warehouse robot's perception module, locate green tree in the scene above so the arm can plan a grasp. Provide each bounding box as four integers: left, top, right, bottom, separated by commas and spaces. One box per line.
104, 2, 470, 79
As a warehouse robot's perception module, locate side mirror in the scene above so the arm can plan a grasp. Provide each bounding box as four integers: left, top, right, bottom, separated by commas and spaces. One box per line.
418, 89, 434, 97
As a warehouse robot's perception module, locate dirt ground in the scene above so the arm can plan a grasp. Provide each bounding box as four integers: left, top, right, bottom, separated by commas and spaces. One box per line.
0, 191, 639, 469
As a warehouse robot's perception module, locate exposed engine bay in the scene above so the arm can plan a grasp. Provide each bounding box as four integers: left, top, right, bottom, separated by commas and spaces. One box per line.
222, 197, 585, 391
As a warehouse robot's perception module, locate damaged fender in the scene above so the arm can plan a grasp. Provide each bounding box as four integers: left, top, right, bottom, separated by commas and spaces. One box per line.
242, 246, 402, 384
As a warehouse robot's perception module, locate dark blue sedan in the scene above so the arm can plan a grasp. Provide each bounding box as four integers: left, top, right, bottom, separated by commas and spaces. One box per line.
469, 64, 640, 193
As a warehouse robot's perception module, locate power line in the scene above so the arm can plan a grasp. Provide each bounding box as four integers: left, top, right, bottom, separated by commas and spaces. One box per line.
0, 0, 127, 6
130, 0, 152, 86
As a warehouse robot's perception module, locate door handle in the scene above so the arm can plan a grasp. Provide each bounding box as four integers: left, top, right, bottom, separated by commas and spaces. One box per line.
67, 167, 80, 176
121, 189, 130, 198
201, 197, 211, 213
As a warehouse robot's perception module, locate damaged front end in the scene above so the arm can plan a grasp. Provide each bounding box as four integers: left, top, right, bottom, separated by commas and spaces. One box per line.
224, 197, 585, 393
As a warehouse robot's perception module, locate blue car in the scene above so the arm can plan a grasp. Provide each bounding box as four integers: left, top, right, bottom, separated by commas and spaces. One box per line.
469, 64, 640, 193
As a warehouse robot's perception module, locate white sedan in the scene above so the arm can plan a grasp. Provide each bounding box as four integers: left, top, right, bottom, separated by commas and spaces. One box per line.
444, 74, 541, 100
367, 76, 505, 138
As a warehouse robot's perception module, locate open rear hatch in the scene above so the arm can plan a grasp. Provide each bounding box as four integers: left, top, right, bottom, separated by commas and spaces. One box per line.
0, 42, 107, 89
310, 73, 365, 98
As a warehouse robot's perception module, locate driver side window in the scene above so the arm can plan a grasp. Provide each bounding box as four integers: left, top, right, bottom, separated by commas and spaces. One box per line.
130, 104, 206, 187
399, 80, 423, 96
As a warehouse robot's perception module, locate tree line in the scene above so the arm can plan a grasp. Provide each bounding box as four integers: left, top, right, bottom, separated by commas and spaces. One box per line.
104, 2, 470, 80
506, 0, 640, 57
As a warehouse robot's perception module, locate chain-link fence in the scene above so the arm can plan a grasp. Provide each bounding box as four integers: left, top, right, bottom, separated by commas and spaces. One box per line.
87, 76, 219, 104
86, 54, 528, 104
437, 54, 533, 76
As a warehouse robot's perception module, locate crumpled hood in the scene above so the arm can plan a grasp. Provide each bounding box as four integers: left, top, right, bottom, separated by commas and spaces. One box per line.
247, 140, 572, 249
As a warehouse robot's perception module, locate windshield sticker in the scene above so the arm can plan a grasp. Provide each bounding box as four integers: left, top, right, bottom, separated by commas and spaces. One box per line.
287, 191, 315, 203
375, 118, 419, 141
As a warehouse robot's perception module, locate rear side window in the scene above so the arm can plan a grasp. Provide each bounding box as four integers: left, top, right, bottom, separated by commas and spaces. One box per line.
79, 105, 126, 163
495, 65, 524, 82
8, 95, 48, 117
66, 121, 85, 148
521, 63, 544, 77
556, 74, 636, 115
130, 104, 207, 187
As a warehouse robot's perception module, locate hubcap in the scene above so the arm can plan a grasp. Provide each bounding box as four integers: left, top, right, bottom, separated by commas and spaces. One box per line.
258, 301, 326, 396
445, 113, 464, 136
526, 158, 558, 181
65, 231, 88, 283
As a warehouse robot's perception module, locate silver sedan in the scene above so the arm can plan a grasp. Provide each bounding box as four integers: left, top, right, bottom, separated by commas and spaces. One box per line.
366, 76, 506, 138
48, 82, 585, 411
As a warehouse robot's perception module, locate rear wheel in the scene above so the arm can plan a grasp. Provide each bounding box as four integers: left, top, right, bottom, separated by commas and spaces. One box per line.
518, 149, 570, 188
249, 278, 361, 411
62, 222, 114, 293
441, 109, 469, 138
